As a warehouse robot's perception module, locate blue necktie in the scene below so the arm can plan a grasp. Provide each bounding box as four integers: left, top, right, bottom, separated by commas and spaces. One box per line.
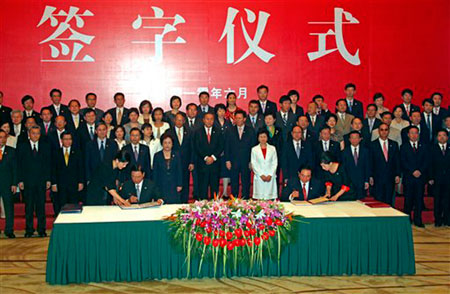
99, 140, 105, 161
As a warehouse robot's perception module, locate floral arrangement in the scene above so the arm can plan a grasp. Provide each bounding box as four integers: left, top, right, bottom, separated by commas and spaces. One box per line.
168, 197, 294, 277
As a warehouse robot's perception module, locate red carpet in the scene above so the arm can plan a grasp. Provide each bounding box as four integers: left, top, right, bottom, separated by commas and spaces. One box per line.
0, 193, 435, 231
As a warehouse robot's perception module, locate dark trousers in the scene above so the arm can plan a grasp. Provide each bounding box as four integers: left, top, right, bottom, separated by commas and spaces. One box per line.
181, 168, 191, 203
433, 180, 450, 225
403, 177, 425, 225
0, 189, 14, 234
230, 163, 251, 199
54, 185, 79, 216
24, 183, 47, 234
198, 169, 219, 200
373, 177, 395, 206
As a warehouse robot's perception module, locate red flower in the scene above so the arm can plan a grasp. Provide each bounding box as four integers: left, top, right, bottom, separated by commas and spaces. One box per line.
226, 231, 233, 240
212, 239, 220, 247
233, 239, 240, 247
262, 232, 269, 240
254, 237, 261, 246
259, 224, 265, 231
246, 239, 252, 247
246, 221, 252, 228
203, 236, 211, 245
227, 242, 234, 251
220, 238, 227, 247
268, 230, 276, 237
243, 230, 250, 237
196, 233, 203, 242
250, 228, 256, 236
275, 219, 283, 226
200, 221, 206, 228
266, 218, 273, 226
219, 230, 225, 237
214, 230, 219, 236
206, 227, 212, 234
235, 228, 242, 237
196, 219, 201, 226
240, 239, 246, 247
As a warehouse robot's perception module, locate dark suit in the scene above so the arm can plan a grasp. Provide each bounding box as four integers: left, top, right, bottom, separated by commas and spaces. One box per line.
421, 113, 440, 143
42, 104, 70, 122
400, 141, 430, 225
307, 114, 325, 134
81, 107, 104, 123
51, 147, 84, 215
76, 122, 96, 151
122, 143, 151, 181
258, 100, 277, 116
342, 130, 370, 149
433, 107, 447, 125
85, 138, 118, 182
184, 117, 203, 133
341, 145, 370, 199
396, 103, 420, 121
401, 124, 431, 146
303, 129, 318, 143
106, 107, 130, 126
345, 98, 364, 119
281, 177, 324, 201
0, 105, 12, 126
369, 139, 400, 205
17, 140, 51, 234
245, 114, 265, 133
22, 110, 41, 124
38, 121, 55, 137
225, 125, 256, 199
429, 143, 450, 225
167, 127, 194, 203
193, 126, 224, 199
290, 105, 304, 119
275, 111, 296, 142
66, 113, 85, 132
314, 140, 341, 175
12, 124, 27, 141
0, 146, 17, 234
281, 140, 314, 182
362, 118, 381, 136
120, 179, 162, 204
196, 104, 214, 120
153, 151, 183, 204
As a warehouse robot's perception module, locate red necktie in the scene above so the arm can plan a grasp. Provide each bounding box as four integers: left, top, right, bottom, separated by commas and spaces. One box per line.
207, 129, 211, 143
45, 124, 49, 134
413, 143, 417, 153
383, 141, 388, 161
302, 183, 308, 201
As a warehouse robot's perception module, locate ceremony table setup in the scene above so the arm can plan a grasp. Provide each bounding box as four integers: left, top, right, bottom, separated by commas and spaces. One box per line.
46, 201, 415, 285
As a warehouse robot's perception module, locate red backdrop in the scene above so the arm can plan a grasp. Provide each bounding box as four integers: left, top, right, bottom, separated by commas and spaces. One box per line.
1, 0, 449, 111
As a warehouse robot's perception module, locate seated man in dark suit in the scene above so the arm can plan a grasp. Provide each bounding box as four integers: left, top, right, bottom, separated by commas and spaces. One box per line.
429, 129, 450, 226
281, 166, 324, 201
341, 131, 370, 199
51, 131, 84, 215
0, 130, 17, 238
122, 127, 151, 181
120, 165, 163, 205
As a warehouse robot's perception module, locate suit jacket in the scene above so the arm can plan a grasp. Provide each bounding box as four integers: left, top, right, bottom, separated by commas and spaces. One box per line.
245, 114, 265, 133
396, 103, 420, 121
120, 179, 161, 204
51, 147, 84, 187
275, 111, 296, 142
307, 114, 325, 134
362, 118, 381, 135
106, 107, 130, 126
184, 117, 203, 133
430, 143, 450, 183
85, 138, 118, 182
290, 105, 304, 119
258, 100, 277, 116
166, 127, 194, 167
401, 124, 431, 146
0, 105, 12, 126
281, 177, 324, 201
0, 146, 17, 191
341, 145, 371, 188
76, 122, 96, 151
400, 141, 429, 182
335, 112, 354, 136
81, 107, 104, 123
314, 140, 341, 169
193, 126, 224, 172
66, 113, 85, 132
372, 127, 402, 147
224, 125, 256, 165
22, 110, 41, 124
342, 130, 370, 149
281, 140, 314, 180
122, 143, 151, 179
38, 121, 55, 137
345, 98, 364, 119
42, 104, 70, 121
421, 112, 441, 143
17, 139, 51, 185
433, 107, 447, 124
196, 104, 215, 119
369, 139, 401, 181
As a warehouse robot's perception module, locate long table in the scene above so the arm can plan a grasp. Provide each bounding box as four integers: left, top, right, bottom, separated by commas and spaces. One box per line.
46, 202, 415, 285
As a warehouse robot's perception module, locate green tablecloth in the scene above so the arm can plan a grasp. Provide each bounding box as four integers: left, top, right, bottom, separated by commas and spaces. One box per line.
46, 216, 415, 285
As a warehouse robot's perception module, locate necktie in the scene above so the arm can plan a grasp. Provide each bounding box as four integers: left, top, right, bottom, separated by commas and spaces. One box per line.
252, 117, 256, 127
64, 149, 69, 166
202, 106, 206, 113
74, 116, 79, 129
383, 141, 388, 161
406, 105, 410, 116
45, 124, 49, 134
189, 119, 193, 128
0, 148, 3, 161
442, 145, 446, 156
348, 101, 352, 112
296, 142, 300, 158
55, 106, 60, 115
353, 148, 358, 165
413, 143, 417, 153
282, 113, 287, 125
99, 140, 105, 161
136, 184, 141, 202
324, 141, 328, 152
177, 128, 182, 144
369, 119, 373, 132
89, 126, 94, 140
426, 114, 432, 140
302, 183, 308, 201
32, 143, 37, 156
261, 102, 266, 113
311, 116, 315, 126
207, 128, 211, 143
117, 109, 123, 125
134, 145, 139, 161
238, 127, 243, 139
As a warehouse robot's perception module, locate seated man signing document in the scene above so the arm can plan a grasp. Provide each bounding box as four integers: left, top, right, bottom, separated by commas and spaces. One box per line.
120, 165, 164, 205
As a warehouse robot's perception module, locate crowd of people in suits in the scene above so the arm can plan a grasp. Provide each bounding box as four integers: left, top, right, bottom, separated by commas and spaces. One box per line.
0, 83, 449, 238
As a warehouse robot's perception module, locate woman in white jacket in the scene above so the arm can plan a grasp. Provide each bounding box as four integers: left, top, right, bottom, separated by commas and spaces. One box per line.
251, 129, 278, 200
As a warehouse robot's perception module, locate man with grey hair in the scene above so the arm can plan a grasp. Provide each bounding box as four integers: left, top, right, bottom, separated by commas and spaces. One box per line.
10, 110, 25, 137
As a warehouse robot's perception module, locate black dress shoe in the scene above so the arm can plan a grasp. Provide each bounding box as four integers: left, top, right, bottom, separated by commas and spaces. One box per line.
5, 233, 15, 238
415, 223, 425, 228
38, 232, 47, 237
24, 233, 33, 238
435, 223, 442, 227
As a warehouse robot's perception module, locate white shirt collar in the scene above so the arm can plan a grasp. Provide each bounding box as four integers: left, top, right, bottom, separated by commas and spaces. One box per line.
204, 126, 212, 132
300, 180, 310, 189
293, 139, 301, 145
97, 137, 106, 145
410, 140, 418, 147
132, 143, 140, 149
439, 143, 447, 149
29, 140, 39, 148
116, 107, 124, 111
64, 146, 71, 153
351, 145, 359, 152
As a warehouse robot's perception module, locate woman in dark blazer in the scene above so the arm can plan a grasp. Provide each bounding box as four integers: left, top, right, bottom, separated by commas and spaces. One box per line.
214, 104, 232, 197
319, 151, 356, 201
153, 133, 183, 204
